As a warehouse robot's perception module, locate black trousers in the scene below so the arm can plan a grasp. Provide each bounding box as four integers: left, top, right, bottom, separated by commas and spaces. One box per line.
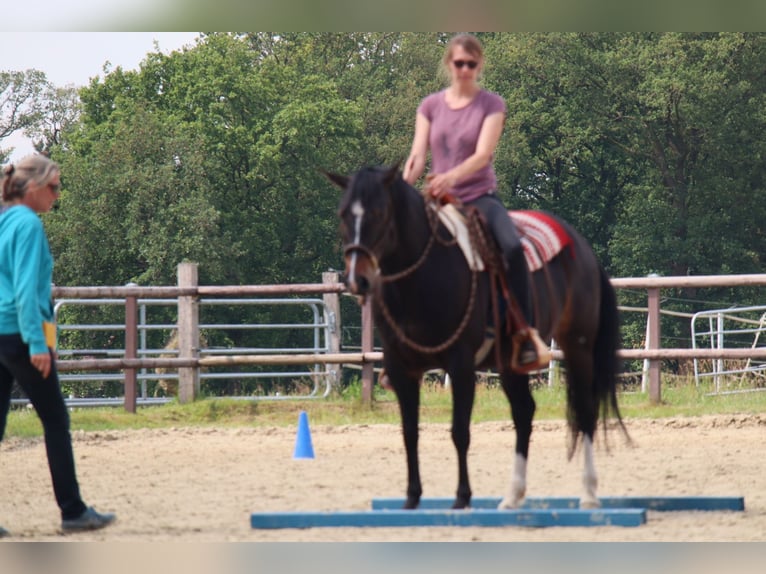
468, 193, 533, 325
0, 334, 87, 520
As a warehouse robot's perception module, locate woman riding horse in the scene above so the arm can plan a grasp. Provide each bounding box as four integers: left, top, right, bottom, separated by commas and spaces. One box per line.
402, 33, 547, 373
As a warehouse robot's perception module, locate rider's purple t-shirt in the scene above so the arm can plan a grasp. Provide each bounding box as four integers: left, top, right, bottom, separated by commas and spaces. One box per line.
417, 89, 506, 203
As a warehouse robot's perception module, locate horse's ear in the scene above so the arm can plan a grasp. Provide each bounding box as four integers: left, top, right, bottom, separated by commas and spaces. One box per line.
322, 170, 349, 190
383, 160, 403, 186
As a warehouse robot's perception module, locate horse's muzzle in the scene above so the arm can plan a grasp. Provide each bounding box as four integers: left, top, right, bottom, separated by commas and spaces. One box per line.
344, 271, 371, 296
343, 243, 379, 296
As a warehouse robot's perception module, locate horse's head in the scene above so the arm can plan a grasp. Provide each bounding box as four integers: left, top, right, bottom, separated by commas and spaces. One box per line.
326, 164, 401, 298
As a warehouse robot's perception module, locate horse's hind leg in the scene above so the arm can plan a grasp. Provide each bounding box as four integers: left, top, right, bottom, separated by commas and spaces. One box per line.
498, 372, 535, 509
580, 432, 599, 508
558, 341, 600, 508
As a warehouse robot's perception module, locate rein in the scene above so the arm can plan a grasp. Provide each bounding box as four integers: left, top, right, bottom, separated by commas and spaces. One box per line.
342, 198, 451, 283
370, 197, 489, 355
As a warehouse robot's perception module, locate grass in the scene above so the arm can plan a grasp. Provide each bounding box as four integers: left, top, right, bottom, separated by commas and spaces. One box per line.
4, 375, 765, 440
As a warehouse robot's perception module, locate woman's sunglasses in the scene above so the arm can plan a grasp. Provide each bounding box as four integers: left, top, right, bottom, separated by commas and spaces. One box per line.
452, 59, 478, 70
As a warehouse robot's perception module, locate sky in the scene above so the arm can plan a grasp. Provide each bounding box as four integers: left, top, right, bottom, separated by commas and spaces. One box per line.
1, 32, 201, 161
3, 0, 163, 31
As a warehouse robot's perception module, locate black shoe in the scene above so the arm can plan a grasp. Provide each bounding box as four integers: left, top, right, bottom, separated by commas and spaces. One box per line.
61, 507, 116, 533
0, 525, 9, 538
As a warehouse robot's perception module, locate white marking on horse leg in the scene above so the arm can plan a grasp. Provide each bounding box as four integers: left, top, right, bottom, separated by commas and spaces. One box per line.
498, 453, 527, 509
347, 200, 365, 291
580, 435, 600, 508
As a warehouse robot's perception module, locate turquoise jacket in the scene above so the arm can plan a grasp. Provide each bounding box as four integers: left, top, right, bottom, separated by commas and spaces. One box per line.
0, 205, 54, 355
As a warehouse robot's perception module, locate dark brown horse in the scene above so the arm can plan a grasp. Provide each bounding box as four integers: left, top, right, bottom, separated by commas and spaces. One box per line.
327, 164, 628, 510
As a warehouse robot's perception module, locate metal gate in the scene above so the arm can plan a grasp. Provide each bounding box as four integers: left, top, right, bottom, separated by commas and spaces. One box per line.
13, 297, 337, 407
691, 305, 766, 394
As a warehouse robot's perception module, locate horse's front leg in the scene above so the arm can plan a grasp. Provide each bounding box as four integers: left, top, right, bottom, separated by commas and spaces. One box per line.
447, 362, 477, 509
391, 371, 422, 509
498, 372, 535, 509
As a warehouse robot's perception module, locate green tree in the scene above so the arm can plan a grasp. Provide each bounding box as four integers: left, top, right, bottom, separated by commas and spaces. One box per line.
27, 84, 82, 153
0, 69, 49, 162
49, 102, 227, 287
482, 33, 766, 355
484, 33, 635, 266
56, 33, 364, 288
244, 32, 446, 166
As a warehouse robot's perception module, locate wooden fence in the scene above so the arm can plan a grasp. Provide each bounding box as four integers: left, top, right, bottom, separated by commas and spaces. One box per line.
51, 264, 766, 411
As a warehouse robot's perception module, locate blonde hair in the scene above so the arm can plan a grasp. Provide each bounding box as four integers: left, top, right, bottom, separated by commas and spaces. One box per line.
440, 33, 485, 78
1, 154, 60, 203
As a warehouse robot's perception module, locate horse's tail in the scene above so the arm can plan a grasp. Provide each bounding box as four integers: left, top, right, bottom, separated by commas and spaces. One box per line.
593, 265, 630, 443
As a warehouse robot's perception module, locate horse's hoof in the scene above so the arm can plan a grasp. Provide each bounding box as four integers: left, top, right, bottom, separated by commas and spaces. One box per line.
451, 499, 471, 510
497, 496, 523, 510
580, 497, 601, 509
403, 497, 419, 510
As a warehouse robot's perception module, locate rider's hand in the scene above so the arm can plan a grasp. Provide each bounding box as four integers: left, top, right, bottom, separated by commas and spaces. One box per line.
425, 173, 456, 199
30, 352, 52, 379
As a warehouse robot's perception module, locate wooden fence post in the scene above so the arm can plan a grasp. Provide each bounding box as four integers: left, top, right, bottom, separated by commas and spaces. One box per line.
124, 284, 138, 413
322, 272, 342, 391
177, 263, 200, 404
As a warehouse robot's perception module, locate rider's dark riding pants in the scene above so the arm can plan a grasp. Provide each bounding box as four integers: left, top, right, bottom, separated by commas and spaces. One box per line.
467, 193, 533, 327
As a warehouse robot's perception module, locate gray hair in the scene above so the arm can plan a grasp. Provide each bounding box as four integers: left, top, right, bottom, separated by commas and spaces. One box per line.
2, 154, 60, 203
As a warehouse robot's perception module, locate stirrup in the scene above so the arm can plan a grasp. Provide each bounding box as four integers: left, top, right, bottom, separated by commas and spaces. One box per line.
510, 328, 552, 374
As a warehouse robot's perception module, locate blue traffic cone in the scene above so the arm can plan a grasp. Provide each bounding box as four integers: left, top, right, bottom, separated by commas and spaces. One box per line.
293, 410, 315, 459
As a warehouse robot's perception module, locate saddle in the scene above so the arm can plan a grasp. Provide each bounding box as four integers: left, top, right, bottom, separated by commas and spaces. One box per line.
431, 198, 571, 373
433, 202, 573, 273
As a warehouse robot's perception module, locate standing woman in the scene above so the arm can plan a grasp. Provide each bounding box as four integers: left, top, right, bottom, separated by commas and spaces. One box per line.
403, 33, 549, 372
0, 154, 115, 535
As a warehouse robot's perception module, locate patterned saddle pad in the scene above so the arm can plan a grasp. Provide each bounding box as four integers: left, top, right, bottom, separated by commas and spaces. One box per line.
510, 210, 574, 271
435, 204, 573, 272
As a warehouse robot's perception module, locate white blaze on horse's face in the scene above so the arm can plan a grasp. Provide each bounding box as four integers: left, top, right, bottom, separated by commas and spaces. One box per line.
351, 200, 364, 244
346, 200, 365, 292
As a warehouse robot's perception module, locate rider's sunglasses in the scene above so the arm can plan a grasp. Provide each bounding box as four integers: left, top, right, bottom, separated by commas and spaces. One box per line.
452, 60, 478, 70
